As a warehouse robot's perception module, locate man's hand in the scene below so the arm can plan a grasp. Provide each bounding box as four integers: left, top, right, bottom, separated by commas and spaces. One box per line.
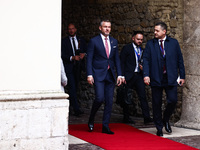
139, 64, 143, 70
121, 77, 126, 84
80, 53, 85, 60
117, 77, 122, 86
87, 76, 94, 85
72, 55, 80, 61
144, 76, 150, 85
178, 79, 185, 86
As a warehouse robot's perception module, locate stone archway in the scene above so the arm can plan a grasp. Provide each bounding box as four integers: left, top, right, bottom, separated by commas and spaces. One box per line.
63, 0, 200, 129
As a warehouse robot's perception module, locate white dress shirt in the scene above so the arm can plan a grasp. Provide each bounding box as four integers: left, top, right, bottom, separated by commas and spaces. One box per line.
132, 43, 140, 72
69, 35, 78, 61
100, 34, 111, 55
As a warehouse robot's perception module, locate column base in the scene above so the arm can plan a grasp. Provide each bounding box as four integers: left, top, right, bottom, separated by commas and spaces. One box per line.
175, 120, 200, 130
0, 90, 69, 150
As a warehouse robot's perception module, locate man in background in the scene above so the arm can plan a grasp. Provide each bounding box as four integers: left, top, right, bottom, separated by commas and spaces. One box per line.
61, 23, 87, 116
120, 31, 152, 124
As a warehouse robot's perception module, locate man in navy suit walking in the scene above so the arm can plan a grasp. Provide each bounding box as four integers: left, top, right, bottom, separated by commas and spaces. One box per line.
143, 22, 185, 136
87, 20, 122, 134
61, 23, 87, 116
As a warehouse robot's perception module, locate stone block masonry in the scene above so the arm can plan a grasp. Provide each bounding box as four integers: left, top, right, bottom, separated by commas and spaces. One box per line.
0, 91, 69, 150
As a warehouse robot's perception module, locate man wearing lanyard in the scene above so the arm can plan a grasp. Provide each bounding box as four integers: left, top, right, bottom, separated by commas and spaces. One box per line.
143, 22, 185, 136
120, 31, 152, 124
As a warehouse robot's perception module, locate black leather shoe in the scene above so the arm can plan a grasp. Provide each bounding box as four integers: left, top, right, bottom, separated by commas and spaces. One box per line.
156, 130, 163, 136
144, 117, 153, 124
123, 118, 135, 124
88, 122, 94, 132
102, 126, 114, 134
164, 121, 172, 133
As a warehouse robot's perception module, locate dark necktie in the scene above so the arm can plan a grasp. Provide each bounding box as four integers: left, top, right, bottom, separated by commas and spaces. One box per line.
160, 40, 164, 56
137, 47, 141, 71
72, 37, 77, 54
137, 47, 140, 60
160, 40, 166, 73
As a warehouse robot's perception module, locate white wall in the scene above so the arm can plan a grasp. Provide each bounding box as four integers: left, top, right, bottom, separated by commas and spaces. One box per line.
0, 0, 61, 90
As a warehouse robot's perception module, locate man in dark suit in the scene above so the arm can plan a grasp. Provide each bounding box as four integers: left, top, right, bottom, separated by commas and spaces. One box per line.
87, 20, 122, 134
61, 23, 87, 116
143, 22, 185, 136
120, 31, 153, 124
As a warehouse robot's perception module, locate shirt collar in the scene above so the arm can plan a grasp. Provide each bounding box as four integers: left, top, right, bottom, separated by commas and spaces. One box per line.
70, 35, 77, 40
132, 43, 139, 49
159, 36, 166, 42
100, 34, 109, 40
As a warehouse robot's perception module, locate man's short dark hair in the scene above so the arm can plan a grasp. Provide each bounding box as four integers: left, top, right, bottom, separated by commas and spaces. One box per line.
132, 31, 144, 37
100, 20, 111, 26
155, 21, 167, 32
67, 23, 76, 29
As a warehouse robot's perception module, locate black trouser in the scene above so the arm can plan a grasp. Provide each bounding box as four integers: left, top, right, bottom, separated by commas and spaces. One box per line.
151, 74, 177, 131
123, 73, 151, 120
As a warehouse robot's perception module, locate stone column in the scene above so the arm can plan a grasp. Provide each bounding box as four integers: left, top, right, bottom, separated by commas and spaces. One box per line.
0, 0, 69, 149
175, 0, 200, 129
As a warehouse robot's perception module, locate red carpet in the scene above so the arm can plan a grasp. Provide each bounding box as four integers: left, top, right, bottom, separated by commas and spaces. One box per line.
69, 123, 197, 150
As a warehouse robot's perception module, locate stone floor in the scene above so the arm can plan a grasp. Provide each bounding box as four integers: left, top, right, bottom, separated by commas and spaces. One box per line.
68, 109, 200, 150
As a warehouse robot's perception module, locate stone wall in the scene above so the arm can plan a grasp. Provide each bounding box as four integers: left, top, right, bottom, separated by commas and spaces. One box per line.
0, 91, 69, 150
62, 0, 184, 122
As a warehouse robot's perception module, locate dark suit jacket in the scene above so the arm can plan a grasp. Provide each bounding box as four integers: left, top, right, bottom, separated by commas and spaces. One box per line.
61, 36, 87, 74
120, 43, 143, 81
87, 34, 122, 82
143, 36, 185, 86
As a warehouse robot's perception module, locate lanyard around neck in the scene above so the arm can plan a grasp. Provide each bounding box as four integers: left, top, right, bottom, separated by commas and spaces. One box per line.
159, 45, 165, 57
134, 47, 141, 61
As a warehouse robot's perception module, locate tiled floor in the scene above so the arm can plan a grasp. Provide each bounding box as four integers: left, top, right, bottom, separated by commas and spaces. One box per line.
69, 109, 200, 150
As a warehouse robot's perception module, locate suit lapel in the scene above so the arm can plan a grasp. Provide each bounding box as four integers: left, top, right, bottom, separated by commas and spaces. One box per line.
153, 38, 162, 69
130, 44, 136, 61
109, 36, 113, 58
67, 36, 74, 54
164, 36, 169, 57
140, 48, 143, 57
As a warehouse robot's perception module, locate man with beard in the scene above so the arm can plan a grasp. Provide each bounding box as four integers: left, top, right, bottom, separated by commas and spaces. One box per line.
120, 31, 152, 124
